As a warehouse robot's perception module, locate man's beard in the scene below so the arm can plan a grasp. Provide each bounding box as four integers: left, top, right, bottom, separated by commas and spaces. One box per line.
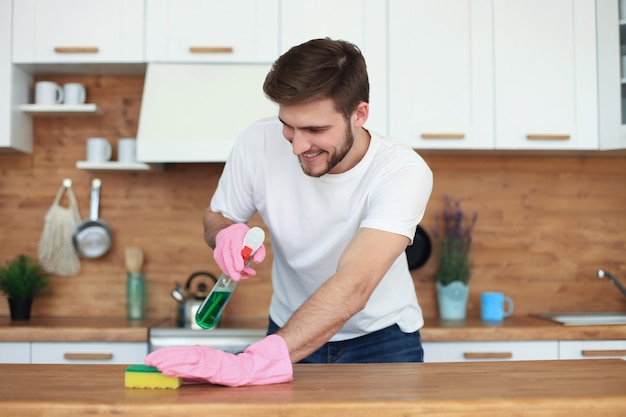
299, 124, 355, 178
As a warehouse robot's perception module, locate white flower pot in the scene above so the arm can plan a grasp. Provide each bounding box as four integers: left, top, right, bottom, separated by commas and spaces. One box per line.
436, 281, 469, 320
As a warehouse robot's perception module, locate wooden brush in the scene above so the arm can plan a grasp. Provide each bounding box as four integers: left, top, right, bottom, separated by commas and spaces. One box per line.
124, 247, 144, 273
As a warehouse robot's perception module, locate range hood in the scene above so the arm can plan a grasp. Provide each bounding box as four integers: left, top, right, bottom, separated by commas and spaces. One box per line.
136, 63, 277, 163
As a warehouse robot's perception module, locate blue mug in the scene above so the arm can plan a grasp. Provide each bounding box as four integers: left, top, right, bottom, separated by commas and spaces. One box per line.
481, 292, 514, 321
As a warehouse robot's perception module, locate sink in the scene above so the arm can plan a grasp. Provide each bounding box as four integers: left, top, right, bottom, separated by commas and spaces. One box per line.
536, 312, 626, 326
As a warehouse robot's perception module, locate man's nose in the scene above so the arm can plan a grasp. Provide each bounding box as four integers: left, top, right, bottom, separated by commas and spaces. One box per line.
290, 130, 310, 155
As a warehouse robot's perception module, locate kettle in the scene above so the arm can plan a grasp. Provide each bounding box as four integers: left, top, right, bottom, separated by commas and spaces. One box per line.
172, 271, 218, 328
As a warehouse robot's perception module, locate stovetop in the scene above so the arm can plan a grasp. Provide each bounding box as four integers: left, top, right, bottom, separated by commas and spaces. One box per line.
148, 318, 268, 353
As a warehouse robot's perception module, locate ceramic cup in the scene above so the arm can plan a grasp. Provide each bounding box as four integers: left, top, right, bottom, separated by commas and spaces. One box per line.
63, 83, 86, 105
117, 138, 137, 163
481, 292, 514, 321
86, 137, 112, 162
35, 81, 63, 105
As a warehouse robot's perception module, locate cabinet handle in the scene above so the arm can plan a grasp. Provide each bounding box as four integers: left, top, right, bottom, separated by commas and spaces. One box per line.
54, 47, 99, 54
464, 352, 513, 359
526, 134, 570, 140
581, 350, 626, 357
63, 353, 113, 361
189, 46, 234, 54
421, 133, 465, 139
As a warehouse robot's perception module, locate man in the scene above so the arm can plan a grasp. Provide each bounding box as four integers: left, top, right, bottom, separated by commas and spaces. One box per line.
146, 38, 433, 387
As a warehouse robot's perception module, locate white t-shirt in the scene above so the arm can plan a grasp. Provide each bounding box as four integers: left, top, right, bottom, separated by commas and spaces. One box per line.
211, 117, 433, 341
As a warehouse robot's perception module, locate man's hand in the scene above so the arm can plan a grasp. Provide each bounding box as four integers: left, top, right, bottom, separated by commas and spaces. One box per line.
144, 335, 292, 387
214, 223, 266, 280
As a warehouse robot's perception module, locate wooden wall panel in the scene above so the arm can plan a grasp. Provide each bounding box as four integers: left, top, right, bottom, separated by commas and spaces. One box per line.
0, 76, 625, 324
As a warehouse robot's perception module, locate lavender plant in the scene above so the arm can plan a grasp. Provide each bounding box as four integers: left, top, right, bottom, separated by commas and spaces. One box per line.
432, 195, 478, 286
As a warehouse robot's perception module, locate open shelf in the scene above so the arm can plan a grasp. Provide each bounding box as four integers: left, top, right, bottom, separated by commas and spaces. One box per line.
75, 161, 163, 171
19, 103, 102, 116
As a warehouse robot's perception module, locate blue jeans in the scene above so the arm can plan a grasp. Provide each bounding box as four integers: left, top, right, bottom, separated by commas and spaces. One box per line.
267, 317, 424, 364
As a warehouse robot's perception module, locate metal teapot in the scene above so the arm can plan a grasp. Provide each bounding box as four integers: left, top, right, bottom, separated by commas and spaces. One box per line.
171, 271, 218, 328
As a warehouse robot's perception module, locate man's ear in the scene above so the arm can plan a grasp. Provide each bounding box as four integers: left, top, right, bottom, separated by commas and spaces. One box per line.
353, 101, 369, 128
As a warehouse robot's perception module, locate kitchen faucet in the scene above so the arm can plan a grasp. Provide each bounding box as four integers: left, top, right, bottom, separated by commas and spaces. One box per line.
597, 269, 626, 298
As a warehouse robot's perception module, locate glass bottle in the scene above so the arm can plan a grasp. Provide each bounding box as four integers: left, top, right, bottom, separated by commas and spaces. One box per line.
126, 272, 145, 320
195, 227, 265, 329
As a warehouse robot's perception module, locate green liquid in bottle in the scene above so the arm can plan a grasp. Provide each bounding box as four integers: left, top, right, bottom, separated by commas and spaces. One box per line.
195, 290, 233, 329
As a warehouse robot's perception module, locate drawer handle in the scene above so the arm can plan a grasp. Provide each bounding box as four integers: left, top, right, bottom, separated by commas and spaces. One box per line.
421, 133, 465, 139
189, 46, 234, 54
526, 134, 570, 140
581, 350, 626, 357
464, 352, 513, 359
63, 353, 113, 361
54, 47, 99, 54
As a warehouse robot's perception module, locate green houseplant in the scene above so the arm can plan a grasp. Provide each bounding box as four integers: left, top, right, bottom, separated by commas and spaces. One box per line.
433, 195, 477, 319
0, 254, 49, 320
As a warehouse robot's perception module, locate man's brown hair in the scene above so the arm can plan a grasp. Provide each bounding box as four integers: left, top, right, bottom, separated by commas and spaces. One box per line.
263, 38, 369, 120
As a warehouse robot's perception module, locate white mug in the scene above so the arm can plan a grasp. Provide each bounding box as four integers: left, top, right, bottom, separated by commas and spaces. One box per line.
35, 81, 63, 105
86, 138, 112, 162
117, 138, 137, 163
63, 83, 86, 105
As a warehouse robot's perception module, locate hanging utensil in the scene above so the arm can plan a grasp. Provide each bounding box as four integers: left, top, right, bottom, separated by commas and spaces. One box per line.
405, 225, 432, 270
38, 178, 82, 276
72, 178, 113, 259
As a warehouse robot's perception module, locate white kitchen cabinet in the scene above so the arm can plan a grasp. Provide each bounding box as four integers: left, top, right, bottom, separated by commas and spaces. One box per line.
12, 0, 144, 63
559, 340, 626, 360
0, 0, 32, 154
493, 0, 599, 150
389, 0, 622, 152
423, 341, 559, 363
280, 0, 387, 135
31, 342, 148, 365
146, 0, 279, 64
0, 342, 31, 364
388, 0, 494, 149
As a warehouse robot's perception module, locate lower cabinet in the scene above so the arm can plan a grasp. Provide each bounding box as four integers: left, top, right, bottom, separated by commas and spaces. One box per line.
0, 342, 31, 363
31, 342, 148, 364
423, 341, 559, 363
0, 342, 148, 364
559, 340, 626, 360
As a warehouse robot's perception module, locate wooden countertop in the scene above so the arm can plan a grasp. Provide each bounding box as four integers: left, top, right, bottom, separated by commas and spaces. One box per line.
421, 315, 626, 341
1, 360, 625, 417
0, 317, 167, 342
1, 315, 625, 343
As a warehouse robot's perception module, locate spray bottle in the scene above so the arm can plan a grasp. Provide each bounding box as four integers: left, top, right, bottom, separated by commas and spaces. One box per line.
195, 227, 265, 329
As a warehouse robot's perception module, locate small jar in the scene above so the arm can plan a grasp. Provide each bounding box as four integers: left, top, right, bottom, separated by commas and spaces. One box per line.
126, 272, 145, 320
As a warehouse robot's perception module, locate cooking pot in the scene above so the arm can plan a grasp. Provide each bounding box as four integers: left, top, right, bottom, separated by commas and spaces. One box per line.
175, 271, 218, 328
405, 225, 432, 270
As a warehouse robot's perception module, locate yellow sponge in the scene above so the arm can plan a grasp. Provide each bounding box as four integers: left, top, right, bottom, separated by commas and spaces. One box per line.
125, 365, 182, 389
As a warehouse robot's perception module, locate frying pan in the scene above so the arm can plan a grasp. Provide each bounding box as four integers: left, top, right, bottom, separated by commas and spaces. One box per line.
405, 225, 432, 270
72, 179, 112, 259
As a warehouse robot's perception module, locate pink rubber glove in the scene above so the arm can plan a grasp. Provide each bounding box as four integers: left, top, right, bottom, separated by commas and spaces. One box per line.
145, 334, 293, 387
214, 223, 266, 281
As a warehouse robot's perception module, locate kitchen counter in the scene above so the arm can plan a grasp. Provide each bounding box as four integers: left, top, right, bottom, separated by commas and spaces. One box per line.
1, 360, 625, 417
1, 315, 626, 343
421, 315, 626, 341
0, 317, 166, 342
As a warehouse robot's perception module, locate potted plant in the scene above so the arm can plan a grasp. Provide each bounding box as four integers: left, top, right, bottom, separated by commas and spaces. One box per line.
0, 254, 50, 321
432, 195, 477, 320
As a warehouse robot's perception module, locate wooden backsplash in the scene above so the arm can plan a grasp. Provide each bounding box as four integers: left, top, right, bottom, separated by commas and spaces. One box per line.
1, 75, 625, 322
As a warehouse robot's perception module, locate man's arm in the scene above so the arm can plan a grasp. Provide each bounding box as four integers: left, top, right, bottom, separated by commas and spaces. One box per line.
203, 208, 235, 249
276, 227, 410, 363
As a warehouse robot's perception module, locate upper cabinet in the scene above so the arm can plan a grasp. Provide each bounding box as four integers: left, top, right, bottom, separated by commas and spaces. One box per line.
12, 0, 144, 63
390, 0, 621, 151
280, 0, 387, 134
389, 0, 494, 149
1, 0, 31, 154
493, 0, 598, 150
145, 0, 279, 64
